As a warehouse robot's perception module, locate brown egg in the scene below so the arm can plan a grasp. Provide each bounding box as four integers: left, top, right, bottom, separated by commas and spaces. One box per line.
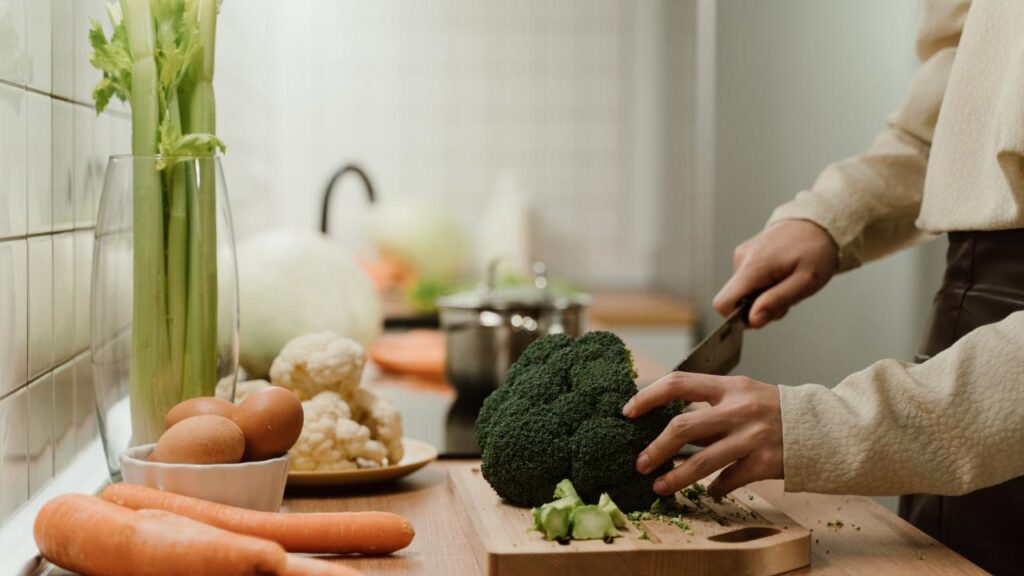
152, 414, 246, 464
164, 396, 237, 430
232, 386, 304, 461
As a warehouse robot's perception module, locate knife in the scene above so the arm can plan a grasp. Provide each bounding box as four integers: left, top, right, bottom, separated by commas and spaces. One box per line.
674, 293, 760, 376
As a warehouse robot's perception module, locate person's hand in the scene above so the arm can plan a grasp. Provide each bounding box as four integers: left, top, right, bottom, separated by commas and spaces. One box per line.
623, 372, 783, 498
714, 219, 839, 328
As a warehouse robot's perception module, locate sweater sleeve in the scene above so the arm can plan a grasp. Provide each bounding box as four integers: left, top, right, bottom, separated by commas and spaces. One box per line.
767, 0, 969, 271
780, 310, 1024, 496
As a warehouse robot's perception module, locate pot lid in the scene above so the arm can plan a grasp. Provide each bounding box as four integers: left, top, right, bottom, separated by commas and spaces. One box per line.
436, 262, 590, 311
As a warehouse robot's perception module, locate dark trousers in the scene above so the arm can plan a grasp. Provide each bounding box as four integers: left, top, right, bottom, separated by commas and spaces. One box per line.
901, 230, 1024, 575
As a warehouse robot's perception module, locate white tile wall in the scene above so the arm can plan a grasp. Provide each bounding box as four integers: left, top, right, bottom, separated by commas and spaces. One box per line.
0, 0, 130, 526
50, 0, 72, 99
0, 82, 27, 240
26, 373, 53, 495
0, 0, 27, 85
52, 99, 73, 230
0, 388, 28, 522
0, 240, 27, 397
25, 0, 50, 93
27, 236, 53, 378
218, 0, 659, 287
27, 92, 52, 233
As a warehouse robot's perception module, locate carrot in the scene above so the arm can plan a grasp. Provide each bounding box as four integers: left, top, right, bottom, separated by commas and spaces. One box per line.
101, 483, 416, 555
140, 512, 364, 576
283, 555, 365, 576
34, 494, 287, 576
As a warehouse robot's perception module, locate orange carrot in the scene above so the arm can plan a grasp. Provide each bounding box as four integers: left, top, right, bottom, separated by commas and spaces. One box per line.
283, 555, 365, 576
101, 483, 416, 555
34, 494, 288, 576
140, 512, 364, 576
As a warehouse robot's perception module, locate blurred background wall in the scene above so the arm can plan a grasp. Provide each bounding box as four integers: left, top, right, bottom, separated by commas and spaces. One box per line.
707, 0, 945, 389
217, 0, 943, 390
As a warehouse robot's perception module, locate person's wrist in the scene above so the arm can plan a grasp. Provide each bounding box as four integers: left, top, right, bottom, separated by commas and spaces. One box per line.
769, 218, 840, 271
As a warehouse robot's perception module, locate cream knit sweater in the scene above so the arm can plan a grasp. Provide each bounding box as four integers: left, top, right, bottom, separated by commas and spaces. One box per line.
768, 0, 1024, 496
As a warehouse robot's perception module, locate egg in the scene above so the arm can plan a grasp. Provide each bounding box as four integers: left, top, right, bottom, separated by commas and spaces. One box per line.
232, 386, 304, 461
152, 414, 246, 464
164, 396, 237, 430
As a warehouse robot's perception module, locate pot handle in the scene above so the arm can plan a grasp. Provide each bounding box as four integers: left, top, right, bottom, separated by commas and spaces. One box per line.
320, 164, 375, 235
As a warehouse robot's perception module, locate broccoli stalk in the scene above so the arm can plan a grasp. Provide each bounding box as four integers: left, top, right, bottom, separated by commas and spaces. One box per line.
554, 478, 583, 505
530, 496, 577, 541
570, 506, 621, 542
599, 492, 627, 529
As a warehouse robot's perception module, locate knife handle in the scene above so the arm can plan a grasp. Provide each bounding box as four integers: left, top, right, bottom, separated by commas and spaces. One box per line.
737, 288, 767, 326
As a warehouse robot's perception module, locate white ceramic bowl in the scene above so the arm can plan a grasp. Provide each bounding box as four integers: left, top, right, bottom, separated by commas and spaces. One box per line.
120, 444, 289, 512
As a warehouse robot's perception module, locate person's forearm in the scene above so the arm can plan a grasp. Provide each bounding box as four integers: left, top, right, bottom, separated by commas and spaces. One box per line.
781, 311, 1024, 496
768, 0, 961, 271
768, 127, 934, 272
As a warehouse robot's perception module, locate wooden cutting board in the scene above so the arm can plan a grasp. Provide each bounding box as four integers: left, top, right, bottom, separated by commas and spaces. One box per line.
449, 465, 811, 576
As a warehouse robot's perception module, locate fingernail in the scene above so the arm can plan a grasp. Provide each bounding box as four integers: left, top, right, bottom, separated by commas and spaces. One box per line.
622, 399, 634, 417
636, 453, 650, 473
751, 312, 766, 326
653, 479, 668, 495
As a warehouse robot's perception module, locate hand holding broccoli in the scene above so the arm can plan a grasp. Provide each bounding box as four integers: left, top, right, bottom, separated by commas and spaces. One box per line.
623, 372, 783, 498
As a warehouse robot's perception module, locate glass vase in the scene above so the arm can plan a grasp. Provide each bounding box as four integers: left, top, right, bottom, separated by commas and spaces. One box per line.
91, 155, 239, 479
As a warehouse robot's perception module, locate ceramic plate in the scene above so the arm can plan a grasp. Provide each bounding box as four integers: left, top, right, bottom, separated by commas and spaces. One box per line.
286, 438, 438, 488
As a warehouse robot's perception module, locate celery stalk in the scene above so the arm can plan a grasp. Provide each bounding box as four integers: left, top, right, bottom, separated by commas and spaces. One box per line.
92, 0, 225, 440
181, 0, 219, 397
165, 100, 188, 399
121, 0, 172, 444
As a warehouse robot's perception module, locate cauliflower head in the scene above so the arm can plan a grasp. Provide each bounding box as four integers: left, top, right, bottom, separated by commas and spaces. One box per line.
270, 332, 366, 401
288, 391, 390, 471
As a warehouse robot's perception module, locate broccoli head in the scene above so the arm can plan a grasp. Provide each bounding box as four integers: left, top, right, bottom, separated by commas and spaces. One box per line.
475, 331, 680, 511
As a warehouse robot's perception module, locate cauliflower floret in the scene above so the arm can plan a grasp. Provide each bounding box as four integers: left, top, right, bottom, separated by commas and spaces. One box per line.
352, 388, 404, 464
270, 332, 366, 401
289, 391, 376, 471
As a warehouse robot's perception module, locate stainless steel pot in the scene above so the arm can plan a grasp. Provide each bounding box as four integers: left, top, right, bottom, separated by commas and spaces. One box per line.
437, 263, 589, 396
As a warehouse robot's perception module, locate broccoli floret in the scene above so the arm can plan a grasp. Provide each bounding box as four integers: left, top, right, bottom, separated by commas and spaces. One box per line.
480, 412, 572, 507
512, 332, 574, 367
571, 418, 638, 496
476, 331, 681, 511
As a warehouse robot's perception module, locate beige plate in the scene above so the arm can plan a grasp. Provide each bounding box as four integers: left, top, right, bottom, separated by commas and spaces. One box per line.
286, 438, 439, 488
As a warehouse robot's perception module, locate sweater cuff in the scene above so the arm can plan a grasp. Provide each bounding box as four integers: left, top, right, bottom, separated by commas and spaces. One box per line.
768, 197, 863, 272
779, 383, 837, 493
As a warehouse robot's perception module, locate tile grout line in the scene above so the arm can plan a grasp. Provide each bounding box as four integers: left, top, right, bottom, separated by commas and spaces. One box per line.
0, 353, 86, 406
0, 226, 97, 242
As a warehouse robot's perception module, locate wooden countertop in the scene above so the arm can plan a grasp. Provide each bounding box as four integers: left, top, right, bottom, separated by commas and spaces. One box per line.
283, 460, 984, 575
589, 289, 697, 328
382, 289, 698, 329
303, 358, 985, 575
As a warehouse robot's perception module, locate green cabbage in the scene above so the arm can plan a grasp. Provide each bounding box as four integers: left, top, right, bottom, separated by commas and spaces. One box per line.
236, 231, 383, 377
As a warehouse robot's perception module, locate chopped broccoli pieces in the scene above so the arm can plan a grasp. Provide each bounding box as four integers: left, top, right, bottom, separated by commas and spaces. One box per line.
554, 478, 583, 506
570, 505, 621, 541
529, 480, 625, 542
599, 493, 627, 529
530, 496, 577, 540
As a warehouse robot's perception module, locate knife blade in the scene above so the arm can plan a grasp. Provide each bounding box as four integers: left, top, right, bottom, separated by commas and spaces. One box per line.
674, 295, 757, 376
